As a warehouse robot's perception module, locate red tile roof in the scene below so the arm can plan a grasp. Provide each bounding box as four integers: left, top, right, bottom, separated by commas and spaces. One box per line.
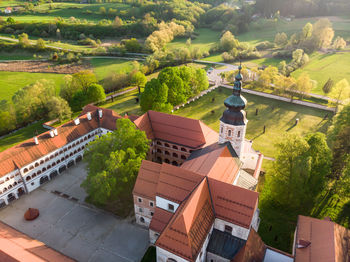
156, 163, 203, 203
208, 178, 259, 229
134, 111, 218, 149
0, 221, 74, 262
232, 229, 266, 262
156, 178, 215, 261
182, 142, 241, 184
132, 160, 161, 200
149, 207, 174, 233
295, 215, 350, 262
0, 107, 121, 178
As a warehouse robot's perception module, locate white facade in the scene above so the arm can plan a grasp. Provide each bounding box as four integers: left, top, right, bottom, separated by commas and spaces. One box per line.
214, 218, 250, 240
263, 248, 294, 262
157, 246, 190, 262
156, 196, 179, 213
218, 120, 247, 158
0, 126, 112, 208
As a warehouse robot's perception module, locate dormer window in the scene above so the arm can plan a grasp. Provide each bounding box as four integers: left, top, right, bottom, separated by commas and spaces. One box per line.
224, 225, 233, 234
168, 203, 174, 211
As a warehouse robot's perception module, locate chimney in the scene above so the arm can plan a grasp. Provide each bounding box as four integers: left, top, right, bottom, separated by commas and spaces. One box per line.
50, 130, 54, 138
53, 129, 58, 136
34, 137, 39, 145
98, 109, 103, 119
87, 112, 92, 121
74, 118, 80, 125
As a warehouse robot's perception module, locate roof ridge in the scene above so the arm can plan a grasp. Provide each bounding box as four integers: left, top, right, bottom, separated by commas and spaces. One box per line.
206, 176, 216, 218
147, 111, 154, 134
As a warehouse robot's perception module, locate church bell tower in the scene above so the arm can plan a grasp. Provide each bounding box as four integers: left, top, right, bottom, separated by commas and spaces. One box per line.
218, 65, 247, 158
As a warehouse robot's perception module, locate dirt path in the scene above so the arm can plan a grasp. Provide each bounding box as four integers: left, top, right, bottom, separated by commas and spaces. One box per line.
0, 60, 91, 74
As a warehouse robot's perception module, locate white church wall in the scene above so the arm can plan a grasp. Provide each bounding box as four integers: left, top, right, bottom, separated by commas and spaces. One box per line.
156, 196, 179, 213
156, 246, 189, 262
214, 218, 250, 240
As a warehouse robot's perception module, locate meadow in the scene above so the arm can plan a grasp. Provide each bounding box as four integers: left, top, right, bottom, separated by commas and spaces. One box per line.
0, 71, 65, 101
89, 58, 137, 81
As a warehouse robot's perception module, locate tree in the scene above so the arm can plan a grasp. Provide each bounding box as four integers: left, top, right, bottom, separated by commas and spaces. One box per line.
263, 133, 331, 211
87, 83, 106, 103
99, 6, 106, 15
140, 79, 172, 113
302, 23, 313, 39
36, 38, 45, 50
131, 71, 147, 95
274, 32, 288, 47
328, 79, 350, 110
295, 73, 314, 99
124, 38, 141, 52
322, 78, 334, 94
82, 118, 150, 213
71, 70, 97, 94
114, 16, 123, 27
313, 18, 334, 49
220, 31, 239, 52
278, 60, 287, 76
333, 36, 346, 50
258, 66, 278, 87
46, 96, 72, 121
18, 33, 30, 48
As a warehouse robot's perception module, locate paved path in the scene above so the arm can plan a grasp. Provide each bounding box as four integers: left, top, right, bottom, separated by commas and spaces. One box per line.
0, 163, 149, 262
105, 87, 138, 101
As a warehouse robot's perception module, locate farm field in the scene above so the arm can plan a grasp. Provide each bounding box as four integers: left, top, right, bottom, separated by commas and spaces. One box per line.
292, 52, 350, 95
0, 71, 65, 101
3, 2, 131, 23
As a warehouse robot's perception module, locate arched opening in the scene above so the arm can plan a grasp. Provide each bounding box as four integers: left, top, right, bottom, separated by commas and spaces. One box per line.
156, 141, 162, 145
47, 165, 51, 169
50, 170, 58, 180
55, 152, 58, 157
50, 155, 54, 159
40, 160, 44, 165
23, 168, 28, 173
69, 152, 73, 157
35, 162, 39, 167
228, 130, 232, 136
17, 187, 25, 197
75, 155, 83, 163
40, 176, 49, 185
61, 157, 65, 162
59, 165, 66, 173
167, 258, 177, 262
7, 193, 16, 203
42, 167, 46, 172
67, 160, 75, 168
65, 155, 69, 159
157, 149, 162, 153
164, 159, 170, 164
29, 165, 34, 170
37, 170, 41, 175
172, 161, 178, 166
172, 145, 178, 150
181, 147, 187, 152
181, 155, 186, 160
140, 217, 145, 223
237, 131, 241, 137
45, 157, 49, 162
173, 153, 178, 158
26, 176, 31, 181
165, 151, 170, 155
164, 143, 170, 148
3, 187, 7, 192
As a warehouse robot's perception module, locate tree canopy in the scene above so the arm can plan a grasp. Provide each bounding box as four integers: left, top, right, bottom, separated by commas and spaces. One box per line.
82, 118, 150, 215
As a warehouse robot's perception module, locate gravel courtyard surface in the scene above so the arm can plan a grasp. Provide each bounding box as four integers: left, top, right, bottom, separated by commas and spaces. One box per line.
0, 163, 149, 262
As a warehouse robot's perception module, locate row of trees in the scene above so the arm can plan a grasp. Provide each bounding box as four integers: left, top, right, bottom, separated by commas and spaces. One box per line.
140, 66, 208, 112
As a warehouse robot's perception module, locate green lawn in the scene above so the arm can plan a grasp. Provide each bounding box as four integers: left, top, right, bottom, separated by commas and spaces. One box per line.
101, 89, 142, 116
0, 71, 66, 101
89, 58, 137, 81
292, 52, 350, 95
174, 87, 331, 157
168, 28, 221, 53
0, 120, 47, 153
7, 2, 131, 23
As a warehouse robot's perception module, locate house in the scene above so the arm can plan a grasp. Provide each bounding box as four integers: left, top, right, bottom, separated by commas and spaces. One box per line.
4, 7, 12, 14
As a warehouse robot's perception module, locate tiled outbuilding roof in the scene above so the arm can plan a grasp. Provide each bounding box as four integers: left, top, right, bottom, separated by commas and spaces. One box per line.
149, 207, 174, 233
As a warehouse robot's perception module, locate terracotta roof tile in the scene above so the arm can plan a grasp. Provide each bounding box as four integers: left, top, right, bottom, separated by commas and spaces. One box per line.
149, 207, 174, 233
132, 160, 161, 199
232, 229, 266, 262
295, 215, 350, 262
133, 112, 155, 140
0, 221, 74, 262
156, 178, 215, 261
156, 164, 203, 203
208, 178, 258, 228
0, 107, 121, 177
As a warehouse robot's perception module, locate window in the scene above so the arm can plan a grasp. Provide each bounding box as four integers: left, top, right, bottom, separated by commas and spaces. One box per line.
237, 131, 241, 137
165, 151, 170, 155
138, 197, 142, 203
50, 155, 54, 159
140, 217, 145, 223
29, 165, 34, 170
139, 207, 143, 213
228, 130, 232, 136
221, 127, 223, 133
40, 160, 44, 165
181, 147, 187, 152
35, 162, 39, 167
31, 182, 34, 186
157, 149, 162, 153
224, 225, 233, 234
168, 203, 174, 211
181, 155, 186, 160
150, 212, 154, 216
149, 201, 154, 207
164, 143, 170, 148
172, 145, 178, 150
173, 153, 178, 158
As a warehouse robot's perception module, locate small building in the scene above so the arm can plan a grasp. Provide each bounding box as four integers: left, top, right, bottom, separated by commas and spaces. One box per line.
4, 7, 12, 14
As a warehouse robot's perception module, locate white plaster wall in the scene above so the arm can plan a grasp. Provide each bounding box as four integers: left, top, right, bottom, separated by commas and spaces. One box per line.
263, 249, 293, 262
251, 208, 260, 232
156, 246, 189, 262
195, 224, 214, 262
206, 252, 230, 262
149, 229, 160, 245
214, 218, 250, 240
241, 152, 259, 170
135, 213, 151, 227
156, 196, 179, 213
218, 121, 247, 157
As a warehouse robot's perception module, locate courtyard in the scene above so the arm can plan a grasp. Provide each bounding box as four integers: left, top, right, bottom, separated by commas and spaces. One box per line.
0, 163, 149, 262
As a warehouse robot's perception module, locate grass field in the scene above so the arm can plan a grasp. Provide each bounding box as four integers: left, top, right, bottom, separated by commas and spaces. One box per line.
174, 87, 331, 157
89, 58, 137, 81
5, 2, 131, 23
0, 71, 65, 101
168, 28, 221, 53
101, 87, 331, 158
292, 52, 350, 95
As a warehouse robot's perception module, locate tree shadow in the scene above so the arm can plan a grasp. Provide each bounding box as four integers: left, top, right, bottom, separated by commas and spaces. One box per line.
336, 200, 350, 227
285, 123, 296, 132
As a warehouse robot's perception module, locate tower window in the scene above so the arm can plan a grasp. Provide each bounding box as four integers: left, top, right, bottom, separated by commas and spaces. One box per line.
221, 127, 223, 133
228, 130, 232, 136
237, 131, 241, 137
